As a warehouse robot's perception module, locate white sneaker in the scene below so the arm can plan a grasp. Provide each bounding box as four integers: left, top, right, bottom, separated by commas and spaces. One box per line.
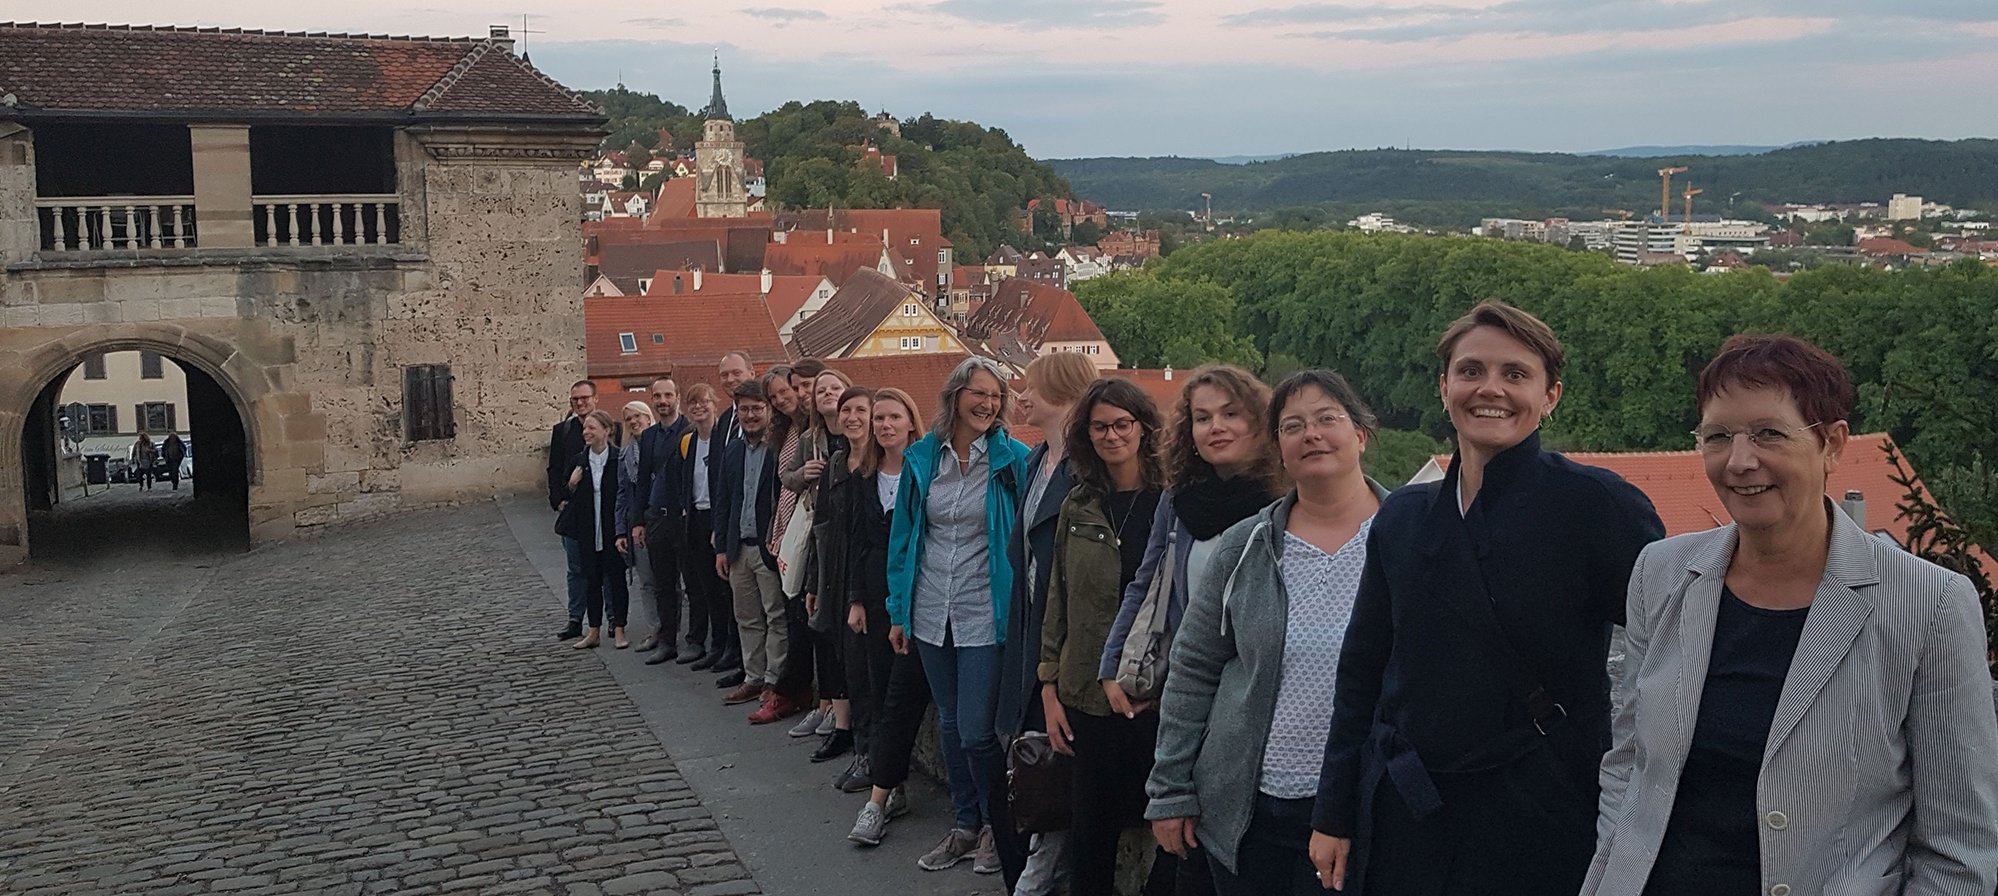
848, 801, 888, 846
788, 707, 827, 738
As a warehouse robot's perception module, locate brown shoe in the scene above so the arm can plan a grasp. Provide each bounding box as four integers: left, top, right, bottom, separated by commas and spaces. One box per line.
723, 683, 764, 705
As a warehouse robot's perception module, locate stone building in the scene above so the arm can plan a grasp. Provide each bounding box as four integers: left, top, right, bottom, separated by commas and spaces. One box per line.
0, 22, 605, 564
694, 58, 748, 220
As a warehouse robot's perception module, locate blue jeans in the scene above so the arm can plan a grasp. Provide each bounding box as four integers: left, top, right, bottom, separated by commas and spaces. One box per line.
916, 637, 1002, 832
563, 536, 587, 622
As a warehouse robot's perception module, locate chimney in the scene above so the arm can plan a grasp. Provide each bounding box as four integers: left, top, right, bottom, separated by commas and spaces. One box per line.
1163, 366, 1173, 381
760, 268, 773, 296
693, 267, 703, 291
672, 274, 684, 295
488, 25, 514, 52
1840, 489, 1866, 528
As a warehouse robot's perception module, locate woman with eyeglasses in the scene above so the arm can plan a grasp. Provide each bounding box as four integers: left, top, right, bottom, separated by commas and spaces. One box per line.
1039, 377, 1170, 894
1309, 301, 1664, 896
886, 356, 1030, 874
1147, 370, 1388, 895
1582, 334, 1998, 896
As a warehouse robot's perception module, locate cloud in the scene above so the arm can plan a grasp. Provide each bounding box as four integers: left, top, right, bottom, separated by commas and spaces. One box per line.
1249, 0, 1998, 44
620, 16, 687, 28
741, 7, 831, 21
920, 0, 1166, 27
1222, 3, 1460, 27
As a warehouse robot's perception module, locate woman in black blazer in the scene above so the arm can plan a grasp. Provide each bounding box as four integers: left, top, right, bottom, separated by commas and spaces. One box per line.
557, 409, 629, 649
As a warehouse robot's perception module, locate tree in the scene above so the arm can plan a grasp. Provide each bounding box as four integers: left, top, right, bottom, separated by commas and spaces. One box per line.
1364, 428, 1447, 486
619, 171, 640, 192
1887, 447, 1996, 671
1074, 270, 1260, 370
640, 171, 667, 194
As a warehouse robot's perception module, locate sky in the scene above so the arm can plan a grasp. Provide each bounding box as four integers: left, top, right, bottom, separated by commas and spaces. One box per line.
15, 2, 1998, 159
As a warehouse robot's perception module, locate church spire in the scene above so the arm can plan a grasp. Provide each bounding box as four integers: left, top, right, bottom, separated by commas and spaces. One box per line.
703, 51, 731, 121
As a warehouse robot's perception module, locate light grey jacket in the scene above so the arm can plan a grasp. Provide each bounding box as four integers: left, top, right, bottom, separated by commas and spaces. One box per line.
1145, 482, 1388, 873
1583, 502, 1998, 896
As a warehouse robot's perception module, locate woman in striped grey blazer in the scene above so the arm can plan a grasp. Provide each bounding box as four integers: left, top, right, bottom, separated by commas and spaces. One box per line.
1584, 334, 1998, 896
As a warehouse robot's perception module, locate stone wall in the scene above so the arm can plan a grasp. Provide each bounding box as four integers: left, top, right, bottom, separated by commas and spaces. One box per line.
0, 125, 592, 565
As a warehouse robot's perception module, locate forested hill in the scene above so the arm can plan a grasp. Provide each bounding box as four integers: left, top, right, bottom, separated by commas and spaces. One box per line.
1050, 139, 1998, 214
582, 88, 1071, 258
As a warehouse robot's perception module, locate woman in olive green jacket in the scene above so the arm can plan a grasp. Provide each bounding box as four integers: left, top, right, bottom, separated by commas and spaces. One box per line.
1039, 377, 1168, 896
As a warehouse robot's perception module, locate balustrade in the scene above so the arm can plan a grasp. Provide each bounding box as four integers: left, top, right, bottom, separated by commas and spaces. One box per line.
35, 197, 198, 251
254, 195, 401, 247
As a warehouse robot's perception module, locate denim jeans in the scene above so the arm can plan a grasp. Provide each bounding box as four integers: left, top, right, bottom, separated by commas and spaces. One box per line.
562, 535, 587, 622
1209, 794, 1318, 896
916, 636, 1002, 832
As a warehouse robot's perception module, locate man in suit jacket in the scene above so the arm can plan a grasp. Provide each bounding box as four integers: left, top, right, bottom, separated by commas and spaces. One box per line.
620, 377, 688, 664
710, 380, 789, 711
548, 379, 596, 639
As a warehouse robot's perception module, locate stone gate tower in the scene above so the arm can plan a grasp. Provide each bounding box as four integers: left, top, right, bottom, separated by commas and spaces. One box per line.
694, 56, 748, 219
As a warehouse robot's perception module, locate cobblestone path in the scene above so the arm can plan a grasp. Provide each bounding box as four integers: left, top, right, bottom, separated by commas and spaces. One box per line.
0, 503, 757, 896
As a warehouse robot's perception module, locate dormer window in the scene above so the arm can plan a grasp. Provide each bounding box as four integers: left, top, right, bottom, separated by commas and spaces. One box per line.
618, 333, 638, 354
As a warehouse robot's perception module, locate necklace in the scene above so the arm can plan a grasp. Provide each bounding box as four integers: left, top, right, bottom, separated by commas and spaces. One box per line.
1107, 488, 1145, 546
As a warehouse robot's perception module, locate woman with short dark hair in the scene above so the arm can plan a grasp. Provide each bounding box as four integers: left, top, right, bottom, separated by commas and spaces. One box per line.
1583, 333, 1998, 896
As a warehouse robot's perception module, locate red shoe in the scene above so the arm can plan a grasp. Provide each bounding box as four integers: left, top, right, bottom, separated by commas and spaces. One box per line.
748, 694, 797, 725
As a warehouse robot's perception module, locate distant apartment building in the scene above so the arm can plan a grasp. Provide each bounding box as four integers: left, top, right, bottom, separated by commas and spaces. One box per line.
1351, 213, 1414, 234
1887, 193, 1923, 222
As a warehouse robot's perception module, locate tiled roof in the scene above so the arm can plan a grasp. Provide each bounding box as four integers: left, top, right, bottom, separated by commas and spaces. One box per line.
653, 178, 697, 220
1857, 237, 1930, 256
820, 353, 973, 417
778, 208, 948, 296
763, 276, 826, 331
0, 22, 600, 120
763, 232, 887, 288
1420, 433, 1950, 546
963, 278, 1106, 348
790, 268, 918, 359
1102, 369, 1185, 413
594, 240, 723, 287
584, 292, 790, 380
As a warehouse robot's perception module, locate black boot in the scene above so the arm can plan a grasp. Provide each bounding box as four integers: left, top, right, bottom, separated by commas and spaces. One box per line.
811, 728, 854, 763
556, 619, 582, 640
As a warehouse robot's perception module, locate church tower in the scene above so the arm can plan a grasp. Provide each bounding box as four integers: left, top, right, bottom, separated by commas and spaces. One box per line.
695, 55, 748, 219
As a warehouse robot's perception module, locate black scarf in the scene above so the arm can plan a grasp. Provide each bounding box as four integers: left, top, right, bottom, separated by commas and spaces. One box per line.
1173, 475, 1280, 541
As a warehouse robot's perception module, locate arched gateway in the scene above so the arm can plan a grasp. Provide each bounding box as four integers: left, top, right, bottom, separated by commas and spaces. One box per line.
0, 23, 607, 566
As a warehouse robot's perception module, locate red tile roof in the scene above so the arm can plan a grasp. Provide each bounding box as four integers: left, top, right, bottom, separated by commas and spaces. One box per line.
1102, 369, 1186, 413
779, 208, 949, 296
1857, 237, 1930, 256
584, 292, 789, 380
764, 276, 826, 330
964, 278, 1107, 350
821, 353, 973, 414
0, 22, 599, 120
791, 268, 920, 359
653, 177, 697, 220
763, 231, 887, 288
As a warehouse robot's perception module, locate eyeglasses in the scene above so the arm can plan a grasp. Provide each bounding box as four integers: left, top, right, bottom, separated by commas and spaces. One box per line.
1277, 411, 1349, 439
1691, 422, 1820, 453
1089, 417, 1139, 438
963, 388, 1004, 404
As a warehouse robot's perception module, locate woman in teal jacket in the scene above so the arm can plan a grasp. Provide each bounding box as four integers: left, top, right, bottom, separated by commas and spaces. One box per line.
885, 355, 1031, 873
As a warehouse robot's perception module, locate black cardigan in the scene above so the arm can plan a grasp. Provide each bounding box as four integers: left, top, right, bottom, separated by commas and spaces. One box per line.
1314, 432, 1663, 844
555, 445, 621, 548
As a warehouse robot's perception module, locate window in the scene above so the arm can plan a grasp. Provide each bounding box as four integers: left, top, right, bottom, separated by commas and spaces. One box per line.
403, 364, 456, 442
937, 249, 947, 264
909, 238, 921, 246
83, 353, 106, 380
638, 278, 652, 294
902, 303, 919, 317
135, 402, 177, 433
618, 332, 638, 354
652, 333, 665, 344
141, 351, 164, 379
83, 403, 117, 434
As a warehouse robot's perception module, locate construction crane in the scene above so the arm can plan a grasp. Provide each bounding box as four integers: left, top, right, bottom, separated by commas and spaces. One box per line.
1658, 166, 1688, 221
1682, 184, 1704, 233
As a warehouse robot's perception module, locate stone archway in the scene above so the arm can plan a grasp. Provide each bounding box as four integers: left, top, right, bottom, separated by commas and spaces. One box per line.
2, 323, 270, 564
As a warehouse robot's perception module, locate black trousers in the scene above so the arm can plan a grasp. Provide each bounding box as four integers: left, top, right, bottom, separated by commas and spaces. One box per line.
865, 648, 931, 789
580, 541, 629, 628
772, 593, 815, 701
1211, 794, 1316, 896
844, 604, 895, 753
646, 517, 684, 643
1067, 707, 1159, 896
683, 509, 735, 655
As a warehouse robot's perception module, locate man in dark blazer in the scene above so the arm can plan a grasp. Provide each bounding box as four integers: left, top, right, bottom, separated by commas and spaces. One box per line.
547, 379, 596, 639
710, 380, 789, 710
621, 377, 688, 664
710, 349, 755, 456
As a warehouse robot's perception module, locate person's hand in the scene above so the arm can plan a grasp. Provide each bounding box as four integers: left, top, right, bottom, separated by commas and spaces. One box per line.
557, 500, 568, 512
1151, 817, 1199, 857
800, 458, 827, 482
1102, 679, 1153, 719
888, 625, 909, 654
715, 554, 729, 579
805, 592, 819, 616
568, 467, 582, 489
615, 536, 629, 555
1042, 684, 1075, 755
847, 603, 867, 634
631, 526, 646, 548
1309, 833, 1350, 891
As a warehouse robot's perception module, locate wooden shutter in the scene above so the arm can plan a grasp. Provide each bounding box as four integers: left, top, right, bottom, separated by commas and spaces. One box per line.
403, 365, 455, 442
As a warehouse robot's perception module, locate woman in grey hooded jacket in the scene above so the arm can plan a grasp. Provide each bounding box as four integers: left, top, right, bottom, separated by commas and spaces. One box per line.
1146, 370, 1389, 896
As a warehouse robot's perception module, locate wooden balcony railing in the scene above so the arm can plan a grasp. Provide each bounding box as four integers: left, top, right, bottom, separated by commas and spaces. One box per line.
254, 194, 401, 247
36, 197, 198, 251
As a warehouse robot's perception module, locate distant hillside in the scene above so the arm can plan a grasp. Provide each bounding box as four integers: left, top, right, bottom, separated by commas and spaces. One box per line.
1049, 139, 1998, 214
1581, 144, 1804, 157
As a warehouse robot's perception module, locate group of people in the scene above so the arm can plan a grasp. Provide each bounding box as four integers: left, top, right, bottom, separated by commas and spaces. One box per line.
127, 431, 187, 490
546, 302, 1998, 896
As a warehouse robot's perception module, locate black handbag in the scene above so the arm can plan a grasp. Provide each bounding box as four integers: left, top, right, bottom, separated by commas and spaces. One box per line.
1006, 731, 1072, 834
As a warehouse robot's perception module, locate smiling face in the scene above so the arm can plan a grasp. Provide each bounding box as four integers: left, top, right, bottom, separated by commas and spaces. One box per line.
873, 398, 915, 452
1088, 399, 1142, 471
1276, 385, 1366, 484
581, 414, 611, 449
955, 370, 1005, 440
814, 373, 846, 421
1189, 383, 1262, 475
1440, 325, 1562, 461
838, 394, 873, 444
1699, 384, 1846, 535
568, 383, 597, 416
736, 397, 771, 438
765, 377, 798, 417
650, 379, 679, 422
687, 395, 716, 429
622, 409, 651, 440
717, 356, 752, 394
